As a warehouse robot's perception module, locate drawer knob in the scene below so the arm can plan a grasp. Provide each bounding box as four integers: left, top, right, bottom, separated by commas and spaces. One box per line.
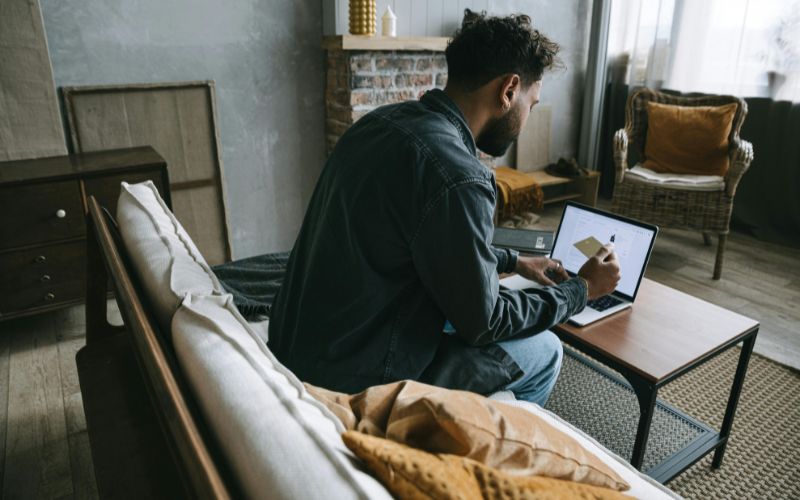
41, 274, 51, 282
44, 292, 55, 301
56, 209, 66, 219
35, 255, 47, 264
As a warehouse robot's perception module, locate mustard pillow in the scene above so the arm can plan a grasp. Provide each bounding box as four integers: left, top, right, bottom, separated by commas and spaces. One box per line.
307, 380, 630, 491
643, 101, 737, 176
343, 431, 633, 500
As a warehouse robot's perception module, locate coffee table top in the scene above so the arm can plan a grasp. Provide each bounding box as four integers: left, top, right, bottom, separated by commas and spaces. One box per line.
554, 278, 759, 384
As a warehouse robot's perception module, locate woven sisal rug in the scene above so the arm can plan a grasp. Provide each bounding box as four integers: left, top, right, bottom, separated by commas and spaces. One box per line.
547, 345, 800, 499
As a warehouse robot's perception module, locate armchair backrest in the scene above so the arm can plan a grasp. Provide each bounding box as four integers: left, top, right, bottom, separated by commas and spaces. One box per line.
624, 88, 748, 159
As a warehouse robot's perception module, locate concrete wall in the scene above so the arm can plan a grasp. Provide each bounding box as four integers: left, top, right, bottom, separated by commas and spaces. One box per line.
326, 0, 593, 165
41, 0, 326, 257
493, 0, 593, 166
38, 0, 590, 257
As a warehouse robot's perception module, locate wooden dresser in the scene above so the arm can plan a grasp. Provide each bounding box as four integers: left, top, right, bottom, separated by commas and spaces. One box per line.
0, 146, 170, 321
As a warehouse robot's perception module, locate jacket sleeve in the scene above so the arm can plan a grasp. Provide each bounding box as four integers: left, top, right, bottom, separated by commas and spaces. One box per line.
410, 180, 587, 346
491, 246, 519, 274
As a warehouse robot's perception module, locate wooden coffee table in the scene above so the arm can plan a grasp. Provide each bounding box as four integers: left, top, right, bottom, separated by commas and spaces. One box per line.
552, 278, 759, 482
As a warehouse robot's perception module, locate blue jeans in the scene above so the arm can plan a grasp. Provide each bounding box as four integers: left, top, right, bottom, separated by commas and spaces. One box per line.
496, 330, 563, 406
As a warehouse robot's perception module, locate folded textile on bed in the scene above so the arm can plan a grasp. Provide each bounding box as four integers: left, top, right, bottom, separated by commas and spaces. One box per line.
211, 251, 290, 320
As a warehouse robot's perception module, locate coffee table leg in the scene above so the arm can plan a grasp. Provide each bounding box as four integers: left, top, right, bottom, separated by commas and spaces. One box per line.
712, 330, 757, 468
628, 377, 658, 469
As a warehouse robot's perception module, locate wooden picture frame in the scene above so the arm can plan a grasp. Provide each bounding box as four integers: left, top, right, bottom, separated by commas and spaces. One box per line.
62, 81, 233, 264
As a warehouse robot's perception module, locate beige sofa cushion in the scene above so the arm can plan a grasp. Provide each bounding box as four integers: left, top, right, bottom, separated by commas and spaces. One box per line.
171, 293, 391, 500
306, 380, 629, 491
116, 181, 224, 330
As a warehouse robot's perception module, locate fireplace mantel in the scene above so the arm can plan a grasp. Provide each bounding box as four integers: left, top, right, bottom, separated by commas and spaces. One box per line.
322, 35, 447, 52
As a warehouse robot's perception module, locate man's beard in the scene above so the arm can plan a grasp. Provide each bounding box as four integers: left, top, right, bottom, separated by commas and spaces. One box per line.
476, 106, 522, 157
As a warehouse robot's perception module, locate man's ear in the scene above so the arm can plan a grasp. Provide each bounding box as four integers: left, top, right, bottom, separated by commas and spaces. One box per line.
498, 74, 521, 112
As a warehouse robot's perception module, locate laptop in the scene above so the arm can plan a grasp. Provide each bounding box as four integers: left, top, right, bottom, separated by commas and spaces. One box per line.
500, 202, 658, 326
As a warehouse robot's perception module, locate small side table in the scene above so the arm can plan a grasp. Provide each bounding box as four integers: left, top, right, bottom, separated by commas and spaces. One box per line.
552, 278, 758, 483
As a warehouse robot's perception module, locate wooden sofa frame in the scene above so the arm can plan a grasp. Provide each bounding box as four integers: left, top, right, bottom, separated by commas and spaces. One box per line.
78, 196, 235, 498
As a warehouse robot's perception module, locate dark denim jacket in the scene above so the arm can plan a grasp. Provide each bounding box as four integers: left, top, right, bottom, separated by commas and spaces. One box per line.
268, 89, 587, 394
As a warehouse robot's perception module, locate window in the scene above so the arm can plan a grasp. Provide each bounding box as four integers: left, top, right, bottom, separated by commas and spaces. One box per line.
608, 0, 800, 101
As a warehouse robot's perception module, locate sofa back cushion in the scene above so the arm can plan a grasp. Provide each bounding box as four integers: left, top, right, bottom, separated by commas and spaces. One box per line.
171, 293, 391, 500
116, 181, 224, 331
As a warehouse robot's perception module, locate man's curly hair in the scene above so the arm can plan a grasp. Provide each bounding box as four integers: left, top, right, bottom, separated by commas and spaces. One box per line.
445, 9, 561, 91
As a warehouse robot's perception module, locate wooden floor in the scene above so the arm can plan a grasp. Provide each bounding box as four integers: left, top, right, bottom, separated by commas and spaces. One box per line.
1, 202, 798, 498
0, 304, 120, 499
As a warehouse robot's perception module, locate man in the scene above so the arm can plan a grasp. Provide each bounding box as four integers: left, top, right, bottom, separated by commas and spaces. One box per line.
269, 11, 620, 405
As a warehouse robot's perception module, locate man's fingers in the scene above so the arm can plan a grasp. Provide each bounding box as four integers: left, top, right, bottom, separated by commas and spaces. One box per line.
539, 274, 557, 286
595, 244, 617, 262
547, 259, 569, 282
594, 243, 614, 259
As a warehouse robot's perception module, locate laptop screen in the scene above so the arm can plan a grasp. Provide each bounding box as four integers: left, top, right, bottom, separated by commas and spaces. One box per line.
551, 203, 658, 301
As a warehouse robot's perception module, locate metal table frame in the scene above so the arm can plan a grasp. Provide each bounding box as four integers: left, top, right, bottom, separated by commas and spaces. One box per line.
553, 325, 759, 483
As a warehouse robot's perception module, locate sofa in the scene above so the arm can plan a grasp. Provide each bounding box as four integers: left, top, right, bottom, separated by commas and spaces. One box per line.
77, 181, 679, 499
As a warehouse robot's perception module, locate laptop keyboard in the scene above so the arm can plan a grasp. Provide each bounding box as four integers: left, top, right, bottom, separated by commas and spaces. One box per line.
587, 295, 623, 312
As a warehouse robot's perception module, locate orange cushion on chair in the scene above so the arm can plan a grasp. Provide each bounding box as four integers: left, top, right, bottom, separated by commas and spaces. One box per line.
643, 101, 737, 176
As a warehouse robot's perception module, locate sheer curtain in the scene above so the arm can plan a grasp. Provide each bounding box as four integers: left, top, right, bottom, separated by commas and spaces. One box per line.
607, 0, 800, 101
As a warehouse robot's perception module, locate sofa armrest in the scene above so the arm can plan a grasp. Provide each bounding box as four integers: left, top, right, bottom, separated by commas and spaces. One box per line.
725, 139, 754, 198
77, 332, 186, 498
613, 129, 629, 184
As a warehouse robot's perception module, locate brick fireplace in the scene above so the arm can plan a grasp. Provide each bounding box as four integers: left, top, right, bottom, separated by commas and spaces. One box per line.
322, 36, 449, 153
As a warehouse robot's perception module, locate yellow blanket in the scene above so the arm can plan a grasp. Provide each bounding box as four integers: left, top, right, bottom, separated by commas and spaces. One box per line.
494, 166, 543, 220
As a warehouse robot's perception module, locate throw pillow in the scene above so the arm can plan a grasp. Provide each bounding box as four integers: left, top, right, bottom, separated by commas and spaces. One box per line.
307, 380, 630, 491
343, 431, 633, 500
643, 101, 738, 176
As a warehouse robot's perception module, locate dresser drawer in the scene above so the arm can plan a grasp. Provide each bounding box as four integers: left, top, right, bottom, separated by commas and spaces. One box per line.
0, 180, 85, 249
0, 241, 86, 316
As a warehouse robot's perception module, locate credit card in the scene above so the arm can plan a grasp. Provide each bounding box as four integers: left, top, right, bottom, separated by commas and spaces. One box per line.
574, 236, 603, 258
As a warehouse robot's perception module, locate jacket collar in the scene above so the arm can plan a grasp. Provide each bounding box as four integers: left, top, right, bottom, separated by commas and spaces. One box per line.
421, 89, 478, 157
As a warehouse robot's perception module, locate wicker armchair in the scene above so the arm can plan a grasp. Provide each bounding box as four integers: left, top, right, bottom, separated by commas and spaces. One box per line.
611, 88, 754, 280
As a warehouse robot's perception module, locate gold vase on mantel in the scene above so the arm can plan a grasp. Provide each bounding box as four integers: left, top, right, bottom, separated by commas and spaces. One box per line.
349, 0, 376, 35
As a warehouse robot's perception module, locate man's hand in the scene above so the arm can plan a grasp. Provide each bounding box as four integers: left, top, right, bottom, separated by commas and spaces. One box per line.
578, 244, 621, 300
515, 255, 570, 286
